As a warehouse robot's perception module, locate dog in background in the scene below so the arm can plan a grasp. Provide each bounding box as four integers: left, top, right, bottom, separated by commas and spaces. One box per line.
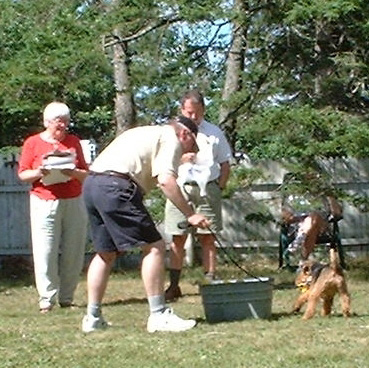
292, 247, 350, 320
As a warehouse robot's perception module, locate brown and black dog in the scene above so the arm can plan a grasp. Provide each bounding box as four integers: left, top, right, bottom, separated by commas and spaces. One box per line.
292, 247, 350, 320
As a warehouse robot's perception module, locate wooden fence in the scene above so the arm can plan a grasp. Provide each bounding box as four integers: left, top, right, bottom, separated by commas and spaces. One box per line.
220, 157, 369, 256
0, 153, 31, 255
1, 154, 369, 257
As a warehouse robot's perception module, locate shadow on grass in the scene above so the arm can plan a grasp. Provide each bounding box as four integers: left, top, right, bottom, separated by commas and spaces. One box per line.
194, 312, 293, 325
348, 312, 369, 318
0, 255, 34, 290
272, 282, 295, 290
100, 290, 201, 308
102, 297, 148, 307
270, 312, 295, 321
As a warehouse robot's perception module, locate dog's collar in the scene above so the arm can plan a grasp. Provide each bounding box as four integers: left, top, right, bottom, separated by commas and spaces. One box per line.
297, 264, 327, 293
297, 276, 313, 293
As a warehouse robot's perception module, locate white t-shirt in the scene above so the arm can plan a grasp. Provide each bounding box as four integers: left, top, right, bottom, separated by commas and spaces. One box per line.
178, 119, 232, 184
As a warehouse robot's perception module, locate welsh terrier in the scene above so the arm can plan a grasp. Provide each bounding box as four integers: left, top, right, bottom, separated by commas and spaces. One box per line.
292, 247, 350, 320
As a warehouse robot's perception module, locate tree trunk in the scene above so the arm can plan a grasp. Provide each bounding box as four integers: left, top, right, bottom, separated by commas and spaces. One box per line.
313, 20, 322, 98
112, 27, 136, 136
218, 0, 248, 149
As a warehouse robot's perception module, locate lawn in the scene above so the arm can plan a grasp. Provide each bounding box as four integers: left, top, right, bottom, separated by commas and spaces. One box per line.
1, 255, 369, 368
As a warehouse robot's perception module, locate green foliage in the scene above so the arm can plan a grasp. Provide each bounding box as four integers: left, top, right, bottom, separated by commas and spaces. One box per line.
0, 0, 114, 146
236, 105, 369, 160
144, 188, 166, 224
71, 106, 115, 147
222, 165, 264, 199
220, 0, 369, 146
128, 7, 229, 124
0, 146, 20, 156
285, 0, 361, 23
1, 0, 369, 198
244, 211, 276, 225
235, 104, 369, 207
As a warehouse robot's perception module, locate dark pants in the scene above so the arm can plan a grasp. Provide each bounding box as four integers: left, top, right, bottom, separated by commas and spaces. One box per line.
83, 173, 162, 253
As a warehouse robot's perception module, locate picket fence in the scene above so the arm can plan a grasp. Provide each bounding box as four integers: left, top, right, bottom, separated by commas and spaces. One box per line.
1, 152, 369, 257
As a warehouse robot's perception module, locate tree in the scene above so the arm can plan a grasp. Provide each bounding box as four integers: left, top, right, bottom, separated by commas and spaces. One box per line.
104, 0, 229, 127
1, 0, 369, 161
0, 0, 115, 147
0, 0, 230, 146
218, 0, 248, 149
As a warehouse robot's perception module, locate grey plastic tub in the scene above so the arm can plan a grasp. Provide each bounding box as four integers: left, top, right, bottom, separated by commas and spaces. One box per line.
199, 277, 273, 323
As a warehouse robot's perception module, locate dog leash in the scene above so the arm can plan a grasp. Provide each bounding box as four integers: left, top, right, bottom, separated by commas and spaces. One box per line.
177, 221, 269, 283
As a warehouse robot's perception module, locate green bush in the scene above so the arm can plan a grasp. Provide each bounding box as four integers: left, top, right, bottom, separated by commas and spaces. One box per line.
236, 105, 369, 160
0, 146, 20, 156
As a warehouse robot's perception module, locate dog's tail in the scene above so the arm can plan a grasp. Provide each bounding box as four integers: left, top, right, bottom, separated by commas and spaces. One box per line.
329, 247, 341, 272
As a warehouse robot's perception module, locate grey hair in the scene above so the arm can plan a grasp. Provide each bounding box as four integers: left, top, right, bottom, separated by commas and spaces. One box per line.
43, 102, 70, 127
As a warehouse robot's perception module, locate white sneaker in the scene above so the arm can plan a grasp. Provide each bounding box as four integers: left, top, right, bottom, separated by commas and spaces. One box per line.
82, 314, 109, 333
147, 308, 197, 333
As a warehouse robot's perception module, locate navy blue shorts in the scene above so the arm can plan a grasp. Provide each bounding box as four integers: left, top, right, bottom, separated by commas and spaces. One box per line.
83, 173, 162, 253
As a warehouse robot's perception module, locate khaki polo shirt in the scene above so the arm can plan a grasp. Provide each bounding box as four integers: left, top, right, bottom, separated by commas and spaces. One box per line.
90, 125, 182, 193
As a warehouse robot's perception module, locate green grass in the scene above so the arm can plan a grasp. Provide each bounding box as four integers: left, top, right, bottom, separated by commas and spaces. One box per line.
1, 255, 369, 368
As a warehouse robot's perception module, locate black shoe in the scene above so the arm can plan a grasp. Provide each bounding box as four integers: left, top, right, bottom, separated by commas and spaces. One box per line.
165, 286, 182, 302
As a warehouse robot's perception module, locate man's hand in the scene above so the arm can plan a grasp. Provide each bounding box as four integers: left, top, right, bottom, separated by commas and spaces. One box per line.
181, 152, 196, 164
187, 213, 211, 229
